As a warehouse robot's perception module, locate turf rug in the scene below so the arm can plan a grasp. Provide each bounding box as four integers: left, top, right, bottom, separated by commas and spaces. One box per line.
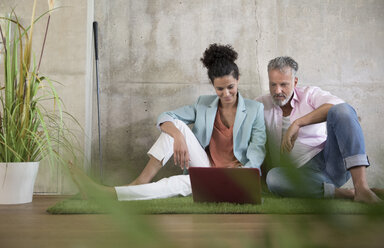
46, 195, 384, 215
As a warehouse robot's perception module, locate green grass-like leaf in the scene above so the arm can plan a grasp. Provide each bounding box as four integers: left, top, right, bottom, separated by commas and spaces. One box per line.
0, 3, 80, 167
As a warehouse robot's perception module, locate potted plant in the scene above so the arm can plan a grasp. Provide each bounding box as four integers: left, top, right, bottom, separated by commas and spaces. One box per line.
0, 0, 75, 204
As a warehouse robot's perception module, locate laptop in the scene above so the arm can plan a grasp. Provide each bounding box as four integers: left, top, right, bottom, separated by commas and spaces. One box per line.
189, 167, 262, 204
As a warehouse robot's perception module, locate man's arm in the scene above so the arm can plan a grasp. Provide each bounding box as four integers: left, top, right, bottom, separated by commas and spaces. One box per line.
281, 103, 333, 153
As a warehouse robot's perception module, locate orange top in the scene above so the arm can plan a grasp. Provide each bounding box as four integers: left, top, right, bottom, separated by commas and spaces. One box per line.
208, 110, 242, 168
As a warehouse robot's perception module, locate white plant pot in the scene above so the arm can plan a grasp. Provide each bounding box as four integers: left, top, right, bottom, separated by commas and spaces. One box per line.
0, 162, 40, 204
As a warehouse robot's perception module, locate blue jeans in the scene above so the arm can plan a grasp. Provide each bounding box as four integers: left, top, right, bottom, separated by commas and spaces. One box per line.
266, 103, 370, 198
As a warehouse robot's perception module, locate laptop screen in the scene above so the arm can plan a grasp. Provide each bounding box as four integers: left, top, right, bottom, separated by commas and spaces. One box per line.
189, 167, 261, 204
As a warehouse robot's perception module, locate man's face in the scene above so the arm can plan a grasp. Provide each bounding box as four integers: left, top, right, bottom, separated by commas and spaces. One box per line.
268, 68, 297, 107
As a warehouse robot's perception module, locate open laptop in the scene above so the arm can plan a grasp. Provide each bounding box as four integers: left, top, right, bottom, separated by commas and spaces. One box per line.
189, 167, 262, 204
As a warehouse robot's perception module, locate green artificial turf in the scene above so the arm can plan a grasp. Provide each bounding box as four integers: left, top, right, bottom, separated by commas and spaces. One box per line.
46, 194, 384, 215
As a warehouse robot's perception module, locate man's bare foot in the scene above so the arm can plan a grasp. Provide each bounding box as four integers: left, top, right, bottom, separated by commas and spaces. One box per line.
334, 188, 355, 199
371, 188, 384, 200
354, 187, 382, 203
68, 162, 116, 201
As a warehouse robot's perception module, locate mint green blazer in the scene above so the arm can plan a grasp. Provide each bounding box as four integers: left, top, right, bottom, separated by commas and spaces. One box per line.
157, 93, 266, 169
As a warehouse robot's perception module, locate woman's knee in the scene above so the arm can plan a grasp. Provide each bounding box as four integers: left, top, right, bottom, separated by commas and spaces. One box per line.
173, 119, 189, 130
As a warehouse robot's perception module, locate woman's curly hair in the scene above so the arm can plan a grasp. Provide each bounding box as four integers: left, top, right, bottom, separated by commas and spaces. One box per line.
200, 43, 240, 83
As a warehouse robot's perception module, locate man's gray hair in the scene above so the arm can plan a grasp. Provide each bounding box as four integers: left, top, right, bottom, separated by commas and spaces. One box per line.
267, 56, 299, 77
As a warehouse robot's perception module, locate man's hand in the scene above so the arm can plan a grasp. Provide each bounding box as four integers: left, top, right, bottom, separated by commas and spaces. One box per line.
280, 104, 333, 153
281, 121, 300, 153
173, 134, 190, 170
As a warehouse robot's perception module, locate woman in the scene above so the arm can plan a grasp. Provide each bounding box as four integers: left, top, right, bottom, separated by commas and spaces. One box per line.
69, 44, 266, 201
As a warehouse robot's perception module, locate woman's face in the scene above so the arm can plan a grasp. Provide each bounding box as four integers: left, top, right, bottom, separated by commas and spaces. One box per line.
213, 75, 239, 106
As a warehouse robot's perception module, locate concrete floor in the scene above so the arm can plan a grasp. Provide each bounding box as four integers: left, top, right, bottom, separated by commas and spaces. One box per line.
0, 196, 383, 248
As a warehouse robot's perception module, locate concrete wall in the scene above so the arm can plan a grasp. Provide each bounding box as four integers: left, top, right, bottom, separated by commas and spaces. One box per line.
1, 0, 383, 192
94, 0, 384, 187
93, 0, 266, 184
258, 0, 384, 187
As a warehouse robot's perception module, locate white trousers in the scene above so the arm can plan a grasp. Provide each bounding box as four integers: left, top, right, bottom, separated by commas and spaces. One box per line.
115, 120, 210, 201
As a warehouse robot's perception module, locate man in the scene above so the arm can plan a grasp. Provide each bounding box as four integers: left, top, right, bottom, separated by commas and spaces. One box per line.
257, 56, 381, 203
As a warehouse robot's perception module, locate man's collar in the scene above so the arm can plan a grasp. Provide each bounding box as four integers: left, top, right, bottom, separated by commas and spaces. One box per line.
290, 87, 299, 108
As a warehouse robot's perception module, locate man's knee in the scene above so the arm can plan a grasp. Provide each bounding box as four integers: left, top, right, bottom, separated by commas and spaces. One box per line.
328, 103, 356, 122
266, 167, 305, 196
266, 167, 285, 195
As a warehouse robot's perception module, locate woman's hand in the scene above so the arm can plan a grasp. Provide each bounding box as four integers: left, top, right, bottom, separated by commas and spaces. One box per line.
160, 121, 190, 170
173, 134, 190, 170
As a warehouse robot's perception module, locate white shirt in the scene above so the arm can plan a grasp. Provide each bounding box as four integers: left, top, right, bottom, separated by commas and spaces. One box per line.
281, 116, 321, 167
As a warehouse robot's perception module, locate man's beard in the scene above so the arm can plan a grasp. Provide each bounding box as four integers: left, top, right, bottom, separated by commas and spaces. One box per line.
272, 89, 294, 107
